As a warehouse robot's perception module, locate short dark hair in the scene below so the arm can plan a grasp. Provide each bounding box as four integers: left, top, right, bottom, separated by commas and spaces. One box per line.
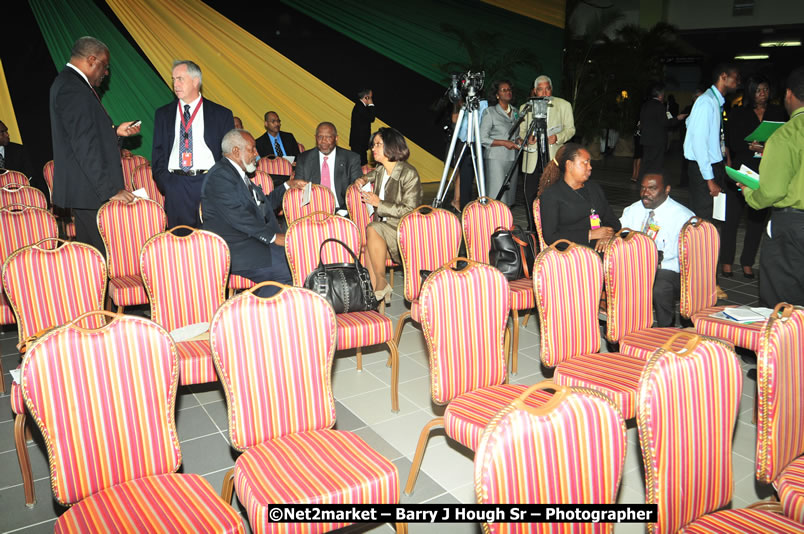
557, 143, 587, 174
70, 36, 108, 59
357, 89, 372, 99
371, 127, 410, 162
744, 75, 771, 109
264, 111, 278, 121
786, 66, 804, 101
489, 80, 513, 103
712, 62, 738, 84
316, 121, 337, 136
642, 172, 667, 188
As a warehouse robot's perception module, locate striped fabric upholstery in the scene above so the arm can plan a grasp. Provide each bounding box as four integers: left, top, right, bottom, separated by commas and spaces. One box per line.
532, 198, 547, 251
345, 183, 399, 272
637, 334, 742, 534
228, 274, 256, 291
361, 164, 375, 175
693, 306, 765, 351
0, 185, 48, 209
680, 508, 804, 533
604, 231, 657, 343
778, 457, 804, 524
0, 169, 29, 186
97, 198, 167, 308
257, 156, 293, 176
283, 184, 336, 224
679, 218, 718, 318
475, 383, 627, 534
129, 164, 164, 206
120, 155, 149, 186
335, 311, 393, 349
251, 169, 275, 195
461, 197, 513, 264
621, 327, 713, 360
43, 160, 54, 201
507, 278, 535, 309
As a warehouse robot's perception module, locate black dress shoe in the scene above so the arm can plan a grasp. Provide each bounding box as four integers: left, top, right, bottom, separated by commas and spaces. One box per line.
721, 270, 734, 278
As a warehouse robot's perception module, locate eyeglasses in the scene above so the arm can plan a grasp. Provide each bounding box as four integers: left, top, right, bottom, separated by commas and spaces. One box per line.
372, 141, 384, 148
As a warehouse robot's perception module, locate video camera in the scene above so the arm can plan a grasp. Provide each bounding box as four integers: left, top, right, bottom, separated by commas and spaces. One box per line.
447, 71, 485, 104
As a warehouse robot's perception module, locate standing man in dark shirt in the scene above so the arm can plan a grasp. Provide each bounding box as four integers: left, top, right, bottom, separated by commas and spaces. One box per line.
349, 89, 376, 165
639, 82, 687, 177
255, 111, 300, 159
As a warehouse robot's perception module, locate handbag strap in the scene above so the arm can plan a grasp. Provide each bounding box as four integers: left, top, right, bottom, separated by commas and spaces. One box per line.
316, 238, 376, 308
317, 238, 361, 267
511, 234, 531, 279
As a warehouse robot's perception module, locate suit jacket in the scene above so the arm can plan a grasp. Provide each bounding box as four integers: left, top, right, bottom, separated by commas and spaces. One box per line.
520, 96, 576, 173
151, 97, 233, 189
2, 142, 33, 178
49, 67, 124, 210
639, 98, 678, 148
294, 147, 362, 207
255, 131, 300, 158
480, 103, 520, 162
201, 158, 285, 271
364, 160, 422, 230
349, 101, 376, 152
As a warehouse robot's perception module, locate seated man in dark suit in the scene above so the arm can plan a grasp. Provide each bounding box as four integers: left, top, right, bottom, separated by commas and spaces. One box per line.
255, 111, 300, 159
294, 122, 363, 216
0, 120, 33, 178
201, 129, 305, 296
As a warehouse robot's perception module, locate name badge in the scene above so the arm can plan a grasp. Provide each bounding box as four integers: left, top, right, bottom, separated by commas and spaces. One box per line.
646, 223, 660, 240
589, 212, 601, 229
181, 152, 193, 168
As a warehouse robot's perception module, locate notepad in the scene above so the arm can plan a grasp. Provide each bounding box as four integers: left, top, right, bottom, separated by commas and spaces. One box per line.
725, 165, 760, 190
744, 121, 785, 142
715, 306, 773, 323
132, 188, 149, 199
301, 181, 312, 207
170, 322, 210, 342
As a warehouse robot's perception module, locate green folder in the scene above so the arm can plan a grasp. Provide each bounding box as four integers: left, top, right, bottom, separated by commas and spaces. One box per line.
726, 166, 760, 190
744, 121, 785, 142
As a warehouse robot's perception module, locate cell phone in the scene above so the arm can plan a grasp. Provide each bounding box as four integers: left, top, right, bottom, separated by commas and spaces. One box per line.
130, 120, 142, 128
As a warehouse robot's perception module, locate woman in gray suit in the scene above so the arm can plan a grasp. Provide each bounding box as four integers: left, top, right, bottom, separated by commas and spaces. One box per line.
355, 127, 423, 302
480, 80, 521, 206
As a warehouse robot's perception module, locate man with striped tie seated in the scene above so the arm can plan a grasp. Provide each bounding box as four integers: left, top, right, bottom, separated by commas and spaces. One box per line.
620, 173, 694, 326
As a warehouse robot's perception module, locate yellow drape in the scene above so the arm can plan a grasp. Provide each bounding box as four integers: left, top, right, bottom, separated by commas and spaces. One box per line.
480, 0, 565, 29
0, 58, 23, 144
105, 0, 444, 182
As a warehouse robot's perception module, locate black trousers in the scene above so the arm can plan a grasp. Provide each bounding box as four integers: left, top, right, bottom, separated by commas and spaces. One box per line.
163, 172, 206, 229
654, 268, 680, 327
719, 179, 768, 268
72, 208, 105, 257
458, 145, 478, 210
233, 243, 293, 298
758, 209, 804, 308
687, 160, 726, 220
640, 143, 665, 176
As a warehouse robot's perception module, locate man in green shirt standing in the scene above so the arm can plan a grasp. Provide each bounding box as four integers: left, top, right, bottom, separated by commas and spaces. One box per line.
744, 66, 804, 307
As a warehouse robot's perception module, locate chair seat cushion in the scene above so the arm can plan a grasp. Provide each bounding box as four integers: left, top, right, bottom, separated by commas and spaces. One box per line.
680, 508, 804, 533
228, 274, 255, 291
553, 352, 645, 419
508, 277, 535, 310
777, 455, 804, 523
385, 258, 398, 268
55, 473, 243, 533
176, 340, 217, 385
11, 375, 24, 414
444, 384, 552, 450
692, 306, 765, 352
336, 311, 393, 350
620, 327, 736, 361
234, 429, 398, 534
108, 275, 148, 307
0, 293, 15, 324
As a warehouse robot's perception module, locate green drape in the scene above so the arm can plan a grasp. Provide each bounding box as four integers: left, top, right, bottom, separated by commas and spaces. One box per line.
29, 0, 173, 158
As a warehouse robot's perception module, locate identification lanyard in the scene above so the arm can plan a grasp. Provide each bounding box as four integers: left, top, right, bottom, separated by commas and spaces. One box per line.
179, 98, 203, 149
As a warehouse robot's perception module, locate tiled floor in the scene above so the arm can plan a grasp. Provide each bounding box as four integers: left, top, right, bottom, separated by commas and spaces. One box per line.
0, 153, 772, 533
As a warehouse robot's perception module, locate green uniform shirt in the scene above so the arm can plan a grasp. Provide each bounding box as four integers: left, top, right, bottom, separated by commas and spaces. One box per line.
746, 107, 804, 210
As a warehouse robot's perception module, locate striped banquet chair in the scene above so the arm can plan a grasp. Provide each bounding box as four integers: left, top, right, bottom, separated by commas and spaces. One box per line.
282, 183, 335, 224
97, 198, 167, 312
297, 142, 305, 153
0, 184, 48, 209
534, 240, 649, 420
21, 311, 244, 533
0, 168, 29, 186
42, 160, 54, 201
3, 238, 106, 507
361, 163, 375, 175
128, 163, 164, 206
637, 332, 802, 533
285, 212, 400, 411
462, 197, 535, 374
474, 382, 627, 534
120, 154, 149, 185
404, 259, 552, 494
531, 198, 548, 251
393, 206, 462, 347
755, 304, 804, 523
210, 283, 403, 534
140, 226, 230, 386
257, 155, 293, 176
345, 182, 398, 290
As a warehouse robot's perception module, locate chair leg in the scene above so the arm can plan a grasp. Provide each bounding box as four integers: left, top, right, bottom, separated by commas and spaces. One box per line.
393, 311, 411, 347
387, 341, 400, 412
116, 305, 124, 314
221, 467, 235, 503
521, 310, 531, 328
15, 413, 35, 507
388, 267, 395, 289
396, 522, 408, 534
356, 348, 363, 371
0, 357, 5, 394
511, 309, 520, 375
105, 294, 113, 311
404, 417, 444, 495
503, 328, 510, 384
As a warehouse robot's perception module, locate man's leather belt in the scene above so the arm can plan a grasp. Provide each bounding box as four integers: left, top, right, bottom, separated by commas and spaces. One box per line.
772, 206, 804, 214
169, 169, 208, 176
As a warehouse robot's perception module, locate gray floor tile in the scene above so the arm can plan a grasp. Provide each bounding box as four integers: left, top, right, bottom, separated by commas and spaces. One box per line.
189, 382, 227, 405
0, 477, 66, 532
175, 405, 220, 442
178, 432, 236, 475
334, 400, 368, 432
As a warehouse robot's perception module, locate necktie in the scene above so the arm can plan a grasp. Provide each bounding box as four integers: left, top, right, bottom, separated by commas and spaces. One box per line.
0, 151, 5, 169
274, 138, 283, 156
180, 104, 193, 172
321, 155, 331, 189
642, 210, 656, 233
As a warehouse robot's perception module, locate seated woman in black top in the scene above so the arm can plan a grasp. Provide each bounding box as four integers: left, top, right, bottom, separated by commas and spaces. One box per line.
539, 143, 620, 252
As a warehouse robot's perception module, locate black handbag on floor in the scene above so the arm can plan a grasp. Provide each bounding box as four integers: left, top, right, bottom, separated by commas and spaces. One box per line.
304, 238, 379, 313
489, 225, 538, 281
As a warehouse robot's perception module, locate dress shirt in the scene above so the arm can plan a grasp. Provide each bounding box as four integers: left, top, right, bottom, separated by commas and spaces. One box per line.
0, 146, 4, 162
225, 156, 277, 243
620, 196, 694, 272
457, 100, 489, 141
319, 148, 340, 209
683, 85, 725, 180
65, 62, 90, 86
168, 95, 215, 171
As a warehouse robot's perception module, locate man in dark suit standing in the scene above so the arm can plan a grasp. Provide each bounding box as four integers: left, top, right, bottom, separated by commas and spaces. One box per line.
349, 89, 375, 165
49, 36, 140, 252
255, 111, 301, 159
152, 60, 233, 228
0, 120, 33, 178
639, 82, 687, 177
294, 122, 363, 216
201, 129, 304, 296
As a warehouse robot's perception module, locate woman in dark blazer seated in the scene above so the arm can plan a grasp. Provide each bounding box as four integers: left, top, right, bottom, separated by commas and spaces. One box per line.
354, 127, 423, 302
539, 143, 620, 252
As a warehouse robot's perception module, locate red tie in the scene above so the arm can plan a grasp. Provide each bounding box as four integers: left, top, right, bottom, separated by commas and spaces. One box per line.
321, 155, 331, 189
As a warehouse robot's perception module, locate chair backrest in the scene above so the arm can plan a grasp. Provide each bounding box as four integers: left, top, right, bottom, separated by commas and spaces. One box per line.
475, 382, 627, 534
345, 182, 373, 247
97, 198, 167, 279
0, 206, 59, 265
120, 155, 149, 186
2, 239, 107, 347
534, 241, 603, 367
285, 212, 362, 285
361, 164, 375, 175
43, 160, 54, 200
297, 142, 305, 153
257, 156, 293, 176
21, 312, 180, 505
251, 169, 275, 195
282, 184, 335, 224
398, 206, 462, 302
603, 230, 658, 343
210, 284, 337, 450
129, 164, 164, 206
0, 184, 48, 209
756, 304, 804, 484
679, 217, 719, 317
637, 333, 742, 534
140, 227, 230, 331
420, 259, 509, 404
532, 198, 547, 251
0, 169, 29, 186
461, 197, 513, 264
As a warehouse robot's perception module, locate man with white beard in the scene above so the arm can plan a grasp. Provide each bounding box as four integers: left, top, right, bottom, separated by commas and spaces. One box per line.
201, 129, 305, 296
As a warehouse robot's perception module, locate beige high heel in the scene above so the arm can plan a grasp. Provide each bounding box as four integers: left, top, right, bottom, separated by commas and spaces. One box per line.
374, 284, 393, 304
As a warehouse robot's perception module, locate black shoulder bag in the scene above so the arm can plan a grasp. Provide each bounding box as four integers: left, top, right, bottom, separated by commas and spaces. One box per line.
303, 238, 379, 313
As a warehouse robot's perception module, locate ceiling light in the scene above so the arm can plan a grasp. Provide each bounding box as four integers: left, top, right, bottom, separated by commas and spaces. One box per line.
760, 41, 801, 47
734, 54, 769, 60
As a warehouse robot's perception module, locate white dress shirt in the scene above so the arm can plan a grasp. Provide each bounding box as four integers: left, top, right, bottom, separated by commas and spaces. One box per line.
619, 196, 694, 273
169, 95, 215, 171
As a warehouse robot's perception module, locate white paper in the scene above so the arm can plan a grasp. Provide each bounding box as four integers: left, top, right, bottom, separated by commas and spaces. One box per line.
170, 322, 209, 342
722, 306, 767, 323
301, 181, 312, 207
713, 193, 726, 221
547, 125, 563, 137
10, 368, 20, 384
739, 164, 760, 182
361, 182, 375, 217
282, 156, 295, 164
749, 307, 774, 319
132, 188, 149, 199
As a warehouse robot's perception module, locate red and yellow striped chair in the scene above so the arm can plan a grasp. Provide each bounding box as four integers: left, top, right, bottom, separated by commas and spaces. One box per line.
756, 304, 804, 523
0, 184, 48, 209
257, 155, 293, 176
534, 240, 649, 420
210, 283, 402, 534
282, 183, 335, 224
0, 169, 29, 186
285, 212, 400, 411
140, 226, 230, 386
393, 206, 462, 346
21, 311, 244, 533
128, 163, 164, 207
462, 197, 535, 374
97, 198, 167, 313
345, 182, 398, 290
475, 382, 627, 534
120, 154, 149, 186
297, 142, 305, 153
361, 163, 375, 175
638, 332, 802, 533
42, 160, 54, 201
404, 259, 552, 494
3, 238, 106, 507
531, 198, 548, 251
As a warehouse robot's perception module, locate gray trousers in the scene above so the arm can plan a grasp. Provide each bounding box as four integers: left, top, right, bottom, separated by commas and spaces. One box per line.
485, 158, 519, 207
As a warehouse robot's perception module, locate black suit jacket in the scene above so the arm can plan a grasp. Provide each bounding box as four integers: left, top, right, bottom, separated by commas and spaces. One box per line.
294, 147, 362, 207
2, 142, 33, 178
255, 131, 300, 158
151, 97, 233, 189
49, 67, 124, 210
201, 158, 285, 271
639, 98, 679, 148
349, 101, 375, 152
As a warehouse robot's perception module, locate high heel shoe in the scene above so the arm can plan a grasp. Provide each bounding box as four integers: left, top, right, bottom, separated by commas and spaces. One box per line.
742, 266, 755, 280
374, 285, 393, 304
